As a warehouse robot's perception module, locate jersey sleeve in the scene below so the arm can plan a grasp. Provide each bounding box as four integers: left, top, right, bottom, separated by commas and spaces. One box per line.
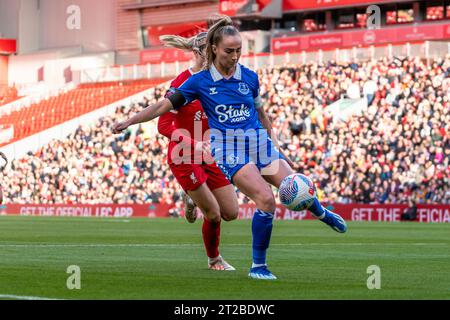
250, 71, 262, 109
157, 111, 177, 140
175, 75, 200, 109
156, 105, 196, 147
251, 71, 260, 98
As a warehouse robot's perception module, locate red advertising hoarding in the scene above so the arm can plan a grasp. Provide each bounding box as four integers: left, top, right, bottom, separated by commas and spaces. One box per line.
219, 0, 272, 16
147, 21, 207, 47
2, 203, 449, 223
1, 204, 173, 218
283, 0, 395, 12
239, 204, 450, 223
140, 47, 194, 64
221, 0, 396, 14
272, 22, 450, 53
445, 23, 450, 37
0, 39, 16, 54
220, 0, 248, 16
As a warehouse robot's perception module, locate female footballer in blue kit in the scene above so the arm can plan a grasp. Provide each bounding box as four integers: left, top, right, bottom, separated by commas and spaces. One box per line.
113, 15, 347, 280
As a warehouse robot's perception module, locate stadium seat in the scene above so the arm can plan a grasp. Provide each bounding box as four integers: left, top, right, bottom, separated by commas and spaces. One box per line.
0, 86, 21, 107
0, 78, 170, 147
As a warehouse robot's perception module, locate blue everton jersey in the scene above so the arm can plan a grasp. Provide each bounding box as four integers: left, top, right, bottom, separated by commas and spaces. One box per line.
175, 63, 263, 133
174, 63, 283, 180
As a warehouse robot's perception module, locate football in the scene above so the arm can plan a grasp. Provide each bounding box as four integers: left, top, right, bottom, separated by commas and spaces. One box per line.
279, 174, 317, 211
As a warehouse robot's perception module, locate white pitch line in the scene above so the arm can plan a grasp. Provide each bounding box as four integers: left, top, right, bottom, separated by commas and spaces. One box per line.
0, 294, 63, 300
0, 243, 448, 248
0, 244, 200, 248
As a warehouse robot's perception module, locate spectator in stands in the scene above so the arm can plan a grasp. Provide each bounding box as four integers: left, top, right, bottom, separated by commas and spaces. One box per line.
363, 78, 378, 105
401, 199, 418, 221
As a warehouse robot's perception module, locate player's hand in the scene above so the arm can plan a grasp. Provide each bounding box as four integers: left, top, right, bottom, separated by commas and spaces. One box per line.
278, 149, 296, 170
286, 157, 296, 170
201, 141, 211, 155
194, 141, 211, 154
195, 141, 214, 163
112, 121, 130, 134
290, 161, 301, 172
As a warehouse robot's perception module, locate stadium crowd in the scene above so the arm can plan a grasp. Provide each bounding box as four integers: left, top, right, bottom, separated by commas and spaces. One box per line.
262, 55, 450, 204
2, 55, 450, 205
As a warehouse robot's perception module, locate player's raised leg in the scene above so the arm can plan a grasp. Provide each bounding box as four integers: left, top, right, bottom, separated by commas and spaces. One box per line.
262, 159, 347, 233
232, 163, 277, 280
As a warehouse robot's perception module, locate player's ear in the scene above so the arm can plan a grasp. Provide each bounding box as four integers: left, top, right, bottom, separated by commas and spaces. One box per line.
212, 44, 217, 55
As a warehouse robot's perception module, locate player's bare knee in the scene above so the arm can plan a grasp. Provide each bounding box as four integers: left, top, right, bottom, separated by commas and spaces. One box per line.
221, 208, 238, 221
206, 212, 221, 224
201, 206, 221, 223
257, 192, 276, 213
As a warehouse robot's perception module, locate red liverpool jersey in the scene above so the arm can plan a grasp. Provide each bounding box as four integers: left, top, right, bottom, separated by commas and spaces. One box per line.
158, 69, 210, 165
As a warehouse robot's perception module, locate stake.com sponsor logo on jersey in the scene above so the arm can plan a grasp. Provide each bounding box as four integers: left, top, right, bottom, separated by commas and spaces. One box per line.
215, 104, 251, 123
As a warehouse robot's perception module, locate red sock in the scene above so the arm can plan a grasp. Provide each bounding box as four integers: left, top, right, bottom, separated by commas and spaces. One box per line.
202, 219, 221, 259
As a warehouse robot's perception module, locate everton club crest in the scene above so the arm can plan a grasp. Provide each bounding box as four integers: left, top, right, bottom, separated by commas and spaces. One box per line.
238, 82, 250, 95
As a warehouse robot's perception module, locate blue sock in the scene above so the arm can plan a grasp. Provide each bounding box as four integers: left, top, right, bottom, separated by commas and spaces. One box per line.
252, 209, 274, 265
308, 198, 326, 219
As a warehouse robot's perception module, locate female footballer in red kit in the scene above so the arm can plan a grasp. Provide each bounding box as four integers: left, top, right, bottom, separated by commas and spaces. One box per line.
157, 32, 239, 270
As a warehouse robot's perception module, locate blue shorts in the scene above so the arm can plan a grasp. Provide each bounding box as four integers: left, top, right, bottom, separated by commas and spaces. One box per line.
211, 130, 285, 182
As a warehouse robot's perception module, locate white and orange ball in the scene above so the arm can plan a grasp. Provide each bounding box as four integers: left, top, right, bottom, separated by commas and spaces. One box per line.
279, 174, 317, 211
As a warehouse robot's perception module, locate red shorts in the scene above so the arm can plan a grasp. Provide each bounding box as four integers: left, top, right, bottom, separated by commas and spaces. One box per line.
169, 162, 230, 192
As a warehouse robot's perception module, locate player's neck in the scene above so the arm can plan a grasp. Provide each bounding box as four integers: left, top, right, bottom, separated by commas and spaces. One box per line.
191, 63, 203, 73
214, 62, 236, 80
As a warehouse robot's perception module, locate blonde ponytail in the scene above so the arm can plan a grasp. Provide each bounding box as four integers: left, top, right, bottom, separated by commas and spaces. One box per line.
159, 35, 196, 51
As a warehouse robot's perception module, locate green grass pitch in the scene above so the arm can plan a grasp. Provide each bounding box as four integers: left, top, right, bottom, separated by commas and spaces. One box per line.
0, 216, 449, 300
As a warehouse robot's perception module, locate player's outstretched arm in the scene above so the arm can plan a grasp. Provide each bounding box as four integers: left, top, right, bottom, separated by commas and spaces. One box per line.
112, 99, 174, 134
257, 106, 273, 137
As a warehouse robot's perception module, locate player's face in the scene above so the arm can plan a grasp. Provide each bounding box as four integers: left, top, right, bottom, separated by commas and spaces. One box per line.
214, 35, 242, 70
